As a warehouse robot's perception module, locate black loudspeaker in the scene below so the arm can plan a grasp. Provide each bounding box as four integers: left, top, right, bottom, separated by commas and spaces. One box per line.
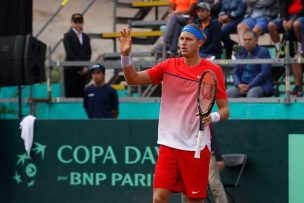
23, 35, 46, 85
0, 35, 46, 86
0, 35, 25, 86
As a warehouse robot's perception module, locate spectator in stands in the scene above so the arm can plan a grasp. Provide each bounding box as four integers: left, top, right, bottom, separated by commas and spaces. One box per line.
218, 0, 246, 58
199, 0, 222, 19
194, 2, 223, 59
268, 0, 304, 96
227, 30, 274, 97
63, 13, 92, 98
209, 125, 228, 203
153, 0, 198, 57
236, 0, 278, 46
83, 64, 119, 119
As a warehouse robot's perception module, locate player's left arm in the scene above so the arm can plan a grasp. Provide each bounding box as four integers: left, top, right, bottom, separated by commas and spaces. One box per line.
216, 98, 230, 121
202, 98, 229, 127
202, 66, 230, 126
214, 65, 230, 121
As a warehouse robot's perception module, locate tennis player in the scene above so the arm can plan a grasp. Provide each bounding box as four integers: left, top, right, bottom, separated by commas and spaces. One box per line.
118, 24, 230, 203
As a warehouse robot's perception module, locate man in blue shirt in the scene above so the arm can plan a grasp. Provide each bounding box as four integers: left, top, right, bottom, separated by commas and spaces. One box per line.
194, 2, 223, 59
227, 30, 274, 97
83, 64, 119, 118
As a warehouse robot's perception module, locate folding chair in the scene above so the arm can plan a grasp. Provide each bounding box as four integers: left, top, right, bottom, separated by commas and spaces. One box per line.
221, 154, 247, 203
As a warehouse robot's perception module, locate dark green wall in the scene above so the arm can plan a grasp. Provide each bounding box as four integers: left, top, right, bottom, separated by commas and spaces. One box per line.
214, 120, 303, 203
0, 120, 303, 203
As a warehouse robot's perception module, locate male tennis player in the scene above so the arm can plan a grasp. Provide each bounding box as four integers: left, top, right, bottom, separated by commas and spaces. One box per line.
118, 24, 230, 203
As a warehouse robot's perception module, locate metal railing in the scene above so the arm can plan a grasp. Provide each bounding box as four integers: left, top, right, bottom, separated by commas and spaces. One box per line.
44, 54, 303, 98
1, 54, 303, 119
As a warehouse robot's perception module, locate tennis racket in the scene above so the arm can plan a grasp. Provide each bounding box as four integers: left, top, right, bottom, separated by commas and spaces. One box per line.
194, 70, 217, 158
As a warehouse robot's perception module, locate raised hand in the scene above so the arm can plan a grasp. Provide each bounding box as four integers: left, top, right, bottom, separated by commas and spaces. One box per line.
118, 28, 132, 56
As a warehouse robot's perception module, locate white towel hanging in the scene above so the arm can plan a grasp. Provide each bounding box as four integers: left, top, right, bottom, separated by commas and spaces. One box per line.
19, 115, 36, 157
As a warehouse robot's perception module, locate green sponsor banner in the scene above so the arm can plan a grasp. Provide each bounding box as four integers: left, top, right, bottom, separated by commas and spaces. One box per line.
1, 119, 304, 203
1, 120, 182, 203
15, 144, 158, 188
289, 134, 304, 203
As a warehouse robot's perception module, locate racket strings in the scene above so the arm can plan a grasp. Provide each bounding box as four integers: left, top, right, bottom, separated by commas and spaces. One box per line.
199, 73, 216, 113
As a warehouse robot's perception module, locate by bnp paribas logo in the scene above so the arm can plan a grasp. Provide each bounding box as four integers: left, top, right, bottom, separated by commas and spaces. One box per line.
13, 142, 46, 187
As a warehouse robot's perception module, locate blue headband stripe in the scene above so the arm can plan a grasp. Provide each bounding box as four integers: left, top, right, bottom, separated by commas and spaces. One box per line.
182, 25, 205, 41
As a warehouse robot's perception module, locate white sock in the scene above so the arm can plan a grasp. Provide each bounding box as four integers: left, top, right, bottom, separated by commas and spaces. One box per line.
274, 42, 280, 51
297, 42, 303, 53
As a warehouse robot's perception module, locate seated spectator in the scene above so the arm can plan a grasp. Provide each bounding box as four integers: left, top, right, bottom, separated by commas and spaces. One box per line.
153, 0, 198, 57
268, 0, 304, 55
218, 0, 246, 58
237, 0, 278, 45
83, 64, 119, 119
194, 2, 223, 59
227, 31, 274, 98
199, 0, 222, 19
268, 0, 303, 96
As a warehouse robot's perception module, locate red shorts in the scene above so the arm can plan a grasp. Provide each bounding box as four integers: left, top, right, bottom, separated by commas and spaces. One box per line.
153, 145, 210, 199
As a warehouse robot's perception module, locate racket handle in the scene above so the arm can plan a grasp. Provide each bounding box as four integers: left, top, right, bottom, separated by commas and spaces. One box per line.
194, 130, 204, 159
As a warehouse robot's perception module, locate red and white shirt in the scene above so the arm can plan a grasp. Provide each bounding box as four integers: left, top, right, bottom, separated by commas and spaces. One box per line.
147, 57, 227, 151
